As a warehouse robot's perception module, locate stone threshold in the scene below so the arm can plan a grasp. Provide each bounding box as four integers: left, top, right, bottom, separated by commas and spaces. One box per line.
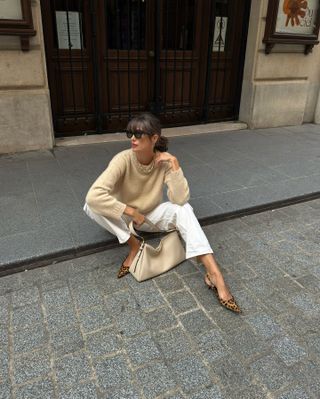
55, 121, 247, 147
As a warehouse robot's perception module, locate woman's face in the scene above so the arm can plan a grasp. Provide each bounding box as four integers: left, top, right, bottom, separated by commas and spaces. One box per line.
130, 131, 158, 153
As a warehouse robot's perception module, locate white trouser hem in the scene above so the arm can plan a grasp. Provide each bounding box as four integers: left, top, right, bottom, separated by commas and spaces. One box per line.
185, 248, 214, 260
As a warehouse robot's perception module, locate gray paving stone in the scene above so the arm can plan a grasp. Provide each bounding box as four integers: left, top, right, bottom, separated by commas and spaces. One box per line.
14, 377, 55, 399
273, 277, 305, 299
195, 329, 230, 364
19, 267, 50, 287
209, 306, 244, 331
236, 384, 269, 399
189, 386, 223, 399
13, 349, 51, 385
270, 336, 307, 366
95, 354, 132, 391
104, 290, 139, 316
0, 295, 10, 324
125, 333, 161, 367
259, 290, 294, 315
78, 305, 112, 333
0, 350, 9, 381
0, 381, 11, 399
175, 260, 198, 275
186, 281, 222, 313
55, 352, 92, 386
133, 287, 165, 310
71, 284, 104, 309
210, 355, 253, 391
0, 274, 22, 295
136, 361, 176, 399
229, 285, 266, 316
162, 392, 185, 399
225, 327, 268, 359
250, 354, 294, 391
245, 313, 284, 339
46, 304, 78, 331
43, 286, 73, 309
288, 292, 320, 313
50, 325, 84, 357
143, 303, 178, 331
226, 260, 257, 281
94, 269, 130, 295
102, 386, 141, 399
12, 303, 43, 330
85, 329, 121, 357
12, 286, 40, 308
57, 382, 99, 399
166, 290, 198, 314
153, 327, 193, 360
68, 270, 98, 289
13, 324, 47, 354
116, 310, 149, 337
275, 386, 310, 399
296, 274, 320, 294
155, 273, 184, 293
171, 355, 211, 393
179, 309, 214, 335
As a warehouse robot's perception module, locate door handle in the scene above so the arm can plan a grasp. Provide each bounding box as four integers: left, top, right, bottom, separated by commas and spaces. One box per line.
148, 50, 155, 57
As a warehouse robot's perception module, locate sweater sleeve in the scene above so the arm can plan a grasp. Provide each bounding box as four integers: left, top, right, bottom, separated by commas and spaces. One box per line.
164, 166, 190, 205
85, 154, 127, 220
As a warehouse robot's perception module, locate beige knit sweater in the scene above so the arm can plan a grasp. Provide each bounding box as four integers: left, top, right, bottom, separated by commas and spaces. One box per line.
85, 149, 190, 220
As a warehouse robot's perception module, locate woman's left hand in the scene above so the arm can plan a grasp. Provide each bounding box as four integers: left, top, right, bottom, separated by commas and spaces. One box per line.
154, 152, 180, 171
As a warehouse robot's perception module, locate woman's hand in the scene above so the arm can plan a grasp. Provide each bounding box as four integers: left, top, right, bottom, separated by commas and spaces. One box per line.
124, 206, 145, 227
154, 152, 180, 171
132, 209, 145, 227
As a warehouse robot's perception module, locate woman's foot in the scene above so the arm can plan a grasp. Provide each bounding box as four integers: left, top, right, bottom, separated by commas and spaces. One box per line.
204, 273, 241, 313
117, 244, 141, 278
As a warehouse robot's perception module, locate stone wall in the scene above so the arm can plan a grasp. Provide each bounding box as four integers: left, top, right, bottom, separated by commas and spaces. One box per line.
239, 0, 320, 128
0, 0, 54, 154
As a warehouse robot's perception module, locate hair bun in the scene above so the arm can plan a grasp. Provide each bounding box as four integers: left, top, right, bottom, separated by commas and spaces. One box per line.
155, 136, 168, 152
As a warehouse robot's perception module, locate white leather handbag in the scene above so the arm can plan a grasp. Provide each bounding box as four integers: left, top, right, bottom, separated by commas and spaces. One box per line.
128, 219, 186, 282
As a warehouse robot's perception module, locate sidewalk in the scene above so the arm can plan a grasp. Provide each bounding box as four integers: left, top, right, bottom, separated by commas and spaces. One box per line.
0, 123, 320, 273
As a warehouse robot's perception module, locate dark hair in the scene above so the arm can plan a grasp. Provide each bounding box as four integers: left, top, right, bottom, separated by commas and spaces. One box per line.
126, 112, 168, 152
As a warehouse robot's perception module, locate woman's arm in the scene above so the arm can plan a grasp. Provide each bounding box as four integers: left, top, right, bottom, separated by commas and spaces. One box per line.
155, 152, 190, 205
86, 154, 127, 220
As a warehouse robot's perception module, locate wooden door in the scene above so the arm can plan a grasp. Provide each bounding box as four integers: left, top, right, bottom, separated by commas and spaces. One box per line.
41, 0, 250, 136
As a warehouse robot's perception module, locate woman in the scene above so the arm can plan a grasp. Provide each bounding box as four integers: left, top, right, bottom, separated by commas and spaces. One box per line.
84, 113, 241, 313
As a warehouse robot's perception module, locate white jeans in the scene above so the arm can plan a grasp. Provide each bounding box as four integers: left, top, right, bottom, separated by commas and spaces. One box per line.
83, 201, 213, 259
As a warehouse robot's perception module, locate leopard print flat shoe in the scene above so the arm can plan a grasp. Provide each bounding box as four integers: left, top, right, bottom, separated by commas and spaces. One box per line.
117, 261, 130, 278
205, 273, 242, 314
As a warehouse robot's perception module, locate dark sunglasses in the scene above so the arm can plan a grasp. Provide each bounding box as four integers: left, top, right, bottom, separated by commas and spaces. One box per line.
125, 129, 150, 139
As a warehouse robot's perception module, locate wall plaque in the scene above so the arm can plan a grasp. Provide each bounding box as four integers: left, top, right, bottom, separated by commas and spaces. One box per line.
263, 0, 320, 54
0, 0, 36, 51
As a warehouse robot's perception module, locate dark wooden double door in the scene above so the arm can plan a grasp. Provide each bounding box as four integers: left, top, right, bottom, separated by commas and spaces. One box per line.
41, 0, 250, 136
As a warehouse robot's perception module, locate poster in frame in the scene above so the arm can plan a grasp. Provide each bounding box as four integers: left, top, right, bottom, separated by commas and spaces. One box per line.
0, 0, 36, 51
263, 0, 320, 54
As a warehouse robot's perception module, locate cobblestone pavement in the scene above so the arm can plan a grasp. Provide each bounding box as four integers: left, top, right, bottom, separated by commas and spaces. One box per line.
0, 199, 320, 399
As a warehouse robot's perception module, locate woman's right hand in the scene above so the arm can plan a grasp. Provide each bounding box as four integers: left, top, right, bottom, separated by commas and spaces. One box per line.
124, 206, 145, 227
132, 209, 145, 227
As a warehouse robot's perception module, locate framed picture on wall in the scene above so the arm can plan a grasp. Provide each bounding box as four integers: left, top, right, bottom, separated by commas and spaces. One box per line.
263, 0, 320, 54
0, 0, 36, 51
